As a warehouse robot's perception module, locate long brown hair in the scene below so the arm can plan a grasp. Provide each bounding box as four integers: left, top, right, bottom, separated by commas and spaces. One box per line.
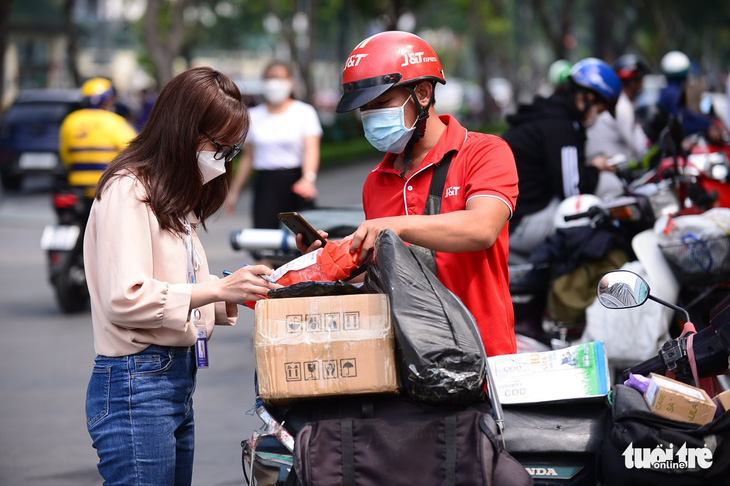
96, 66, 249, 234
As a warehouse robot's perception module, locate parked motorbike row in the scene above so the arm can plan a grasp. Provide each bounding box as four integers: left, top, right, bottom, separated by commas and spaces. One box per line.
511, 114, 730, 360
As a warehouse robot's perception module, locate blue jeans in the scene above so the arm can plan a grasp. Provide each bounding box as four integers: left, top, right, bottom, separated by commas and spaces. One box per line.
86, 345, 197, 486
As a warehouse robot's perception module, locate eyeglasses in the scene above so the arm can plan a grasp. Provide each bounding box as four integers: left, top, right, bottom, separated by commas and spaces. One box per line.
204, 133, 242, 163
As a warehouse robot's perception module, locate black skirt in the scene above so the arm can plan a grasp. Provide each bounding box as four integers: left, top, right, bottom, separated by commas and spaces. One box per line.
252, 168, 315, 229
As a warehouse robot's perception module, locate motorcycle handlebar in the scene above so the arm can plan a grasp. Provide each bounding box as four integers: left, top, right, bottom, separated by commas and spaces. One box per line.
230, 228, 297, 252
625, 355, 665, 382
626, 325, 730, 383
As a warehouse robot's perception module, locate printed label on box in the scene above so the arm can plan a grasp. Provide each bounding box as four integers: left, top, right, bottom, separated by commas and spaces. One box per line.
285, 362, 302, 382
325, 313, 340, 331
344, 312, 360, 330
286, 315, 303, 333
287, 359, 358, 382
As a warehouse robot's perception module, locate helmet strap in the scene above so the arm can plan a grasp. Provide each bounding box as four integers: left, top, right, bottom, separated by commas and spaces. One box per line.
399, 84, 433, 179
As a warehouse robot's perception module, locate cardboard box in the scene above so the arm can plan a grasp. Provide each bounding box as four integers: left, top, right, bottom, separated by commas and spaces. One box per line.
644, 373, 717, 425
486, 341, 610, 404
715, 388, 730, 413
254, 293, 398, 404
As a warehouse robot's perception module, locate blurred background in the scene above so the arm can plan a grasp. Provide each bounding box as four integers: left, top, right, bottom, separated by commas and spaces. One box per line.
2, 0, 730, 139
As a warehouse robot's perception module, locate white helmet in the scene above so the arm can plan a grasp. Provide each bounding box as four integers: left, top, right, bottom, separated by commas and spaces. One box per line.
660, 51, 690, 78
553, 194, 603, 229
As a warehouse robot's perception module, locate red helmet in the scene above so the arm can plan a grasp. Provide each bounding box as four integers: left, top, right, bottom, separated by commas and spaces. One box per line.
336, 31, 446, 113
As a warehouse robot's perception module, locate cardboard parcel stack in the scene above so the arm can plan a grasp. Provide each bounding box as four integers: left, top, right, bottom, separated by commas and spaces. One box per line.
254, 293, 399, 404
644, 373, 717, 425
487, 341, 610, 404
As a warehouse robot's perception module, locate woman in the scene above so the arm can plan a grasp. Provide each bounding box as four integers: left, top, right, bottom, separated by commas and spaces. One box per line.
83, 66, 280, 485
225, 60, 323, 229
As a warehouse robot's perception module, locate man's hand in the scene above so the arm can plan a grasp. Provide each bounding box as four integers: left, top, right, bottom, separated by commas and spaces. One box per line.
350, 217, 404, 265
295, 230, 328, 254
588, 154, 617, 172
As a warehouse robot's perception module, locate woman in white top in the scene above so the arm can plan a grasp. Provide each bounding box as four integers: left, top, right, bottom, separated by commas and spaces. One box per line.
84, 67, 280, 485
225, 61, 323, 230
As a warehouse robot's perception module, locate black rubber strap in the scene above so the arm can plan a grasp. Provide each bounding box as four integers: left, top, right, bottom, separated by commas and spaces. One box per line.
411, 150, 456, 274
341, 419, 356, 486
445, 415, 458, 486
424, 150, 456, 216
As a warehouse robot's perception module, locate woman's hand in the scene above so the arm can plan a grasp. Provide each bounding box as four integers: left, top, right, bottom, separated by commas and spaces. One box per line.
220, 265, 282, 303
191, 265, 282, 310
291, 178, 318, 200
223, 192, 239, 215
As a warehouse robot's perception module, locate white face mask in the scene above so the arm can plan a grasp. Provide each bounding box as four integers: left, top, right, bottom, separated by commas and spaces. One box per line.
262, 78, 293, 105
197, 151, 226, 184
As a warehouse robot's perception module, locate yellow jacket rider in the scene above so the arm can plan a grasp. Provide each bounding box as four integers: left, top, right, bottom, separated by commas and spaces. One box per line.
59, 78, 137, 197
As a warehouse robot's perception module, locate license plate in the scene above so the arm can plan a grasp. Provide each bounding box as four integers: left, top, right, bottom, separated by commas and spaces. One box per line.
41, 225, 80, 251
19, 152, 58, 169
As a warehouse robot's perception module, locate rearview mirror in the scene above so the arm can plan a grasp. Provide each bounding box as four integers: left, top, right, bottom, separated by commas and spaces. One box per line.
596, 270, 649, 309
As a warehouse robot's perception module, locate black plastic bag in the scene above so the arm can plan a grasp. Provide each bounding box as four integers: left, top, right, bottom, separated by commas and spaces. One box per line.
268, 280, 365, 299
364, 230, 487, 404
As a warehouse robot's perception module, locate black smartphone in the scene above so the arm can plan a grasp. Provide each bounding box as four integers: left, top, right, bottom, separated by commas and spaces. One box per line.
277, 212, 327, 247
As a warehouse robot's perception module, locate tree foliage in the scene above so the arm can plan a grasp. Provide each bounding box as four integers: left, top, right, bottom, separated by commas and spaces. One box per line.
9, 0, 730, 111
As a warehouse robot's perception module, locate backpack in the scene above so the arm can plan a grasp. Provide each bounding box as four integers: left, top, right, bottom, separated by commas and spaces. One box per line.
601, 384, 730, 486
283, 395, 532, 486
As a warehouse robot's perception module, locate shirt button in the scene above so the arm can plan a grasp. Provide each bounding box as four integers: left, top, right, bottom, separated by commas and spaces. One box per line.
407, 185, 413, 191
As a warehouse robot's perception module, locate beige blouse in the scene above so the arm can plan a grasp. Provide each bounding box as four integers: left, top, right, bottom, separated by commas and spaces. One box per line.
83, 173, 237, 357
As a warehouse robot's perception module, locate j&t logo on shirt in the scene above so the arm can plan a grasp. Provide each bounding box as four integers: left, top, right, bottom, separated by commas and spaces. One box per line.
444, 186, 461, 198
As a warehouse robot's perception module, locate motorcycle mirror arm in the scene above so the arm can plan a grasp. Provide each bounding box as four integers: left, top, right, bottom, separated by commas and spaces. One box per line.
647, 294, 691, 324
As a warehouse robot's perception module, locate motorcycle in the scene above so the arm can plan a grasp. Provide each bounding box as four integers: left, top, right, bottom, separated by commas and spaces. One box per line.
632, 114, 730, 214
39, 186, 91, 312
240, 269, 730, 485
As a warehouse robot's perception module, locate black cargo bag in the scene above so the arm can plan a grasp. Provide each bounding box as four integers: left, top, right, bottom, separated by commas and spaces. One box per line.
284, 395, 531, 486
363, 229, 487, 404
601, 384, 730, 486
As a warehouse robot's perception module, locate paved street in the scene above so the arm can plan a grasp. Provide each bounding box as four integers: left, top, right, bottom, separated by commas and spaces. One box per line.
0, 160, 374, 486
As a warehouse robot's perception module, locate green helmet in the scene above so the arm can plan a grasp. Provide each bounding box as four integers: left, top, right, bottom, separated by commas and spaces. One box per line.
547, 59, 572, 86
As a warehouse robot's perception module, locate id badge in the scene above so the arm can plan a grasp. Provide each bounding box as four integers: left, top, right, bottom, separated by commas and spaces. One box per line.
192, 308, 209, 368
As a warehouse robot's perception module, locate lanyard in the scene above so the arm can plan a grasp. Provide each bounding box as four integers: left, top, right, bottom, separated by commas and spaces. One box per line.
183, 216, 200, 284
184, 216, 209, 367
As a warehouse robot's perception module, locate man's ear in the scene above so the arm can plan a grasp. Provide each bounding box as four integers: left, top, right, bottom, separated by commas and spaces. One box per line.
414, 81, 433, 108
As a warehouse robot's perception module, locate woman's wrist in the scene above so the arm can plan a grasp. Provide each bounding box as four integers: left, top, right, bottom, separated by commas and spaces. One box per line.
302, 171, 317, 182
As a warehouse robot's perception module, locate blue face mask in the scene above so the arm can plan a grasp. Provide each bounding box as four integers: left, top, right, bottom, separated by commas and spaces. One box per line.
361, 97, 416, 153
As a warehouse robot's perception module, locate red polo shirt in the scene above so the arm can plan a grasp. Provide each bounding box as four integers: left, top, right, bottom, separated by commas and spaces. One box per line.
363, 115, 518, 357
